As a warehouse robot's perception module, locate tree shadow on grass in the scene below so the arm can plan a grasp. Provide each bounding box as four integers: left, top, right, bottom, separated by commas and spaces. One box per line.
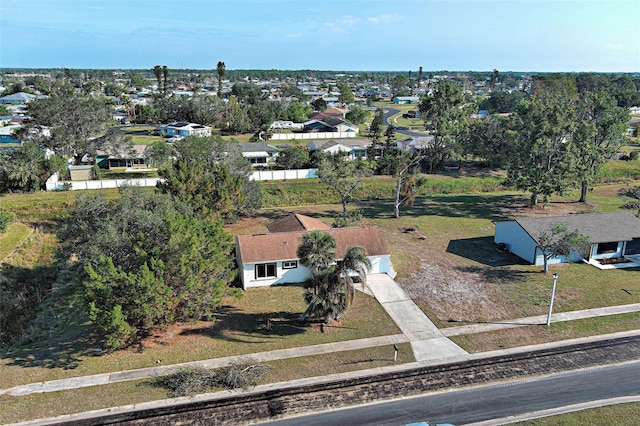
356, 193, 530, 222
446, 236, 530, 267
1, 325, 100, 371
453, 265, 534, 285
1, 261, 100, 371
180, 305, 310, 344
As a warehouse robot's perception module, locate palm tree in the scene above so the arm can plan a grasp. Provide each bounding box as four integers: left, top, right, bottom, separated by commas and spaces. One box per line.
297, 230, 336, 275
216, 61, 226, 98
297, 231, 371, 322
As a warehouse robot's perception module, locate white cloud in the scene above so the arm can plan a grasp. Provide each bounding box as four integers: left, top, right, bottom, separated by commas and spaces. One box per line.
323, 14, 360, 33
367, 13, 397, 24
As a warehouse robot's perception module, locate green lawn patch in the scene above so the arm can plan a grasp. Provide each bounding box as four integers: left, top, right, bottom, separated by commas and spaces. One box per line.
0, 222, 30, 261
0, 286, 400, 389
0, 342, 414, 424
449, 312, 640, 353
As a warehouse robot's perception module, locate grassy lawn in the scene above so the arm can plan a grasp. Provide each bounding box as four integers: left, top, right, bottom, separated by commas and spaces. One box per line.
129, 134, 164, 145
514, 402, 640, 426
0, 286, 401, 389
450, 312, 640, 353
0, 343, 414, 424
1, 171, 639, 422
0, 221, 30, 261
100, 169, 159, 179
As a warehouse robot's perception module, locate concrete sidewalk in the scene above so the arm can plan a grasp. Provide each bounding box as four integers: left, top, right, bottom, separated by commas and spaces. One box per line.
2, 278, 639, 399
365, 274, 467, 361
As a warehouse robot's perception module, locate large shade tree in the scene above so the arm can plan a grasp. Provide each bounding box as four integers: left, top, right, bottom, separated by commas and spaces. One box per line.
418, 80, 471, 173
157, 136, 261, 220
506, 93, 576, 206
26, 83, 114, 164
58, 187, 239, 350
297, 231, 371, 322
317, 153, 373, 222
572, 91, 629, 203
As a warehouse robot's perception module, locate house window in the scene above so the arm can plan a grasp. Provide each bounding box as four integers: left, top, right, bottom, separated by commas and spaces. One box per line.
596, 242, 619, 255
282, 260, 297, 269
255, 263, 277, 279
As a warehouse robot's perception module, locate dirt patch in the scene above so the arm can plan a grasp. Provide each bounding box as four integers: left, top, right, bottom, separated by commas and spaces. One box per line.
135, 322, 214, 351
400, 261, 510, 324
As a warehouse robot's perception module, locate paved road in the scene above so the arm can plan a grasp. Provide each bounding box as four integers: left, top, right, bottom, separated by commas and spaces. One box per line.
260, 360, 640, 426
382, 107, 430, 138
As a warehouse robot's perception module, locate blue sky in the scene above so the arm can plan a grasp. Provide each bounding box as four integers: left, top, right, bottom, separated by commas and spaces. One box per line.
1, 0, 638, 72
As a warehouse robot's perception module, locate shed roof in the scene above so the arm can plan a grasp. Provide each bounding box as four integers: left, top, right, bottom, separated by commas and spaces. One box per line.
267, 213, 331, 233
511, 211, 640, 244
236, 227, 389, 264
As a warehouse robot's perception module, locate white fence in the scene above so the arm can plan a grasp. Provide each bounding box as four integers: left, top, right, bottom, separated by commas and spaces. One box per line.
45, 169, 319, 191
250, 168, 317, 181
46, 173, 163, 191
270, 132, 356, 141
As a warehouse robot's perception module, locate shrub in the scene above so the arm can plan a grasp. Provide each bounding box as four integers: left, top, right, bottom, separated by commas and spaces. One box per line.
0, 211, 13, 233
156, 364, 272, 397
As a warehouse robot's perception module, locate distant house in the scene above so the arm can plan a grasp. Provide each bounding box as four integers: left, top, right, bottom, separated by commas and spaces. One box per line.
324, 118, 359, 133
0, 92, 36, 105
494, 212, 640, 270
392, 96, 420, 104
238, 142, 279, 167
307, 107, 346, 121
307, 138, 371, 160
0, 124, 22, 144
96, 145, 147, 169
270, 120, 304, 130
303, 118, 358, 134
396, 136, 435, 154
161, 122, 212, 138
235, 214, 396, 289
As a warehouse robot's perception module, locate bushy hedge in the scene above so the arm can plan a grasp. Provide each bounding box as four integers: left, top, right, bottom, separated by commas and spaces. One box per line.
0, 211, 13, 233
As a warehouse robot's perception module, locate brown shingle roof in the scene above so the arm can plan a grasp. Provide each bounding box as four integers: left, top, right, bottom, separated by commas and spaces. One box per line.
267, 214, 331, 233
236, 227, 389, 264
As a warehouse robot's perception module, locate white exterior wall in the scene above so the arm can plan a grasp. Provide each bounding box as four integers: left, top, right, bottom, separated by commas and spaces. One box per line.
495, 221, 590, 266
495, 221, 538, 264
241, 260, 312, 289
240, 254, 396, 289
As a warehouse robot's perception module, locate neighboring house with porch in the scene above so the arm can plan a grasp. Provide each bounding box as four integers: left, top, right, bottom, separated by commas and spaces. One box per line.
235, 214, 396, 289
238, 142, 279, 167
494, 211, 640, 270
96, 145, 148, 169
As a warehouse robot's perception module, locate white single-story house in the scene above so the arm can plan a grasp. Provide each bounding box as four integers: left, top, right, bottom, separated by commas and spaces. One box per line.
494, 212, 640, 269
238, 142, 279, 167
307, 138, 371, 160
235, 215, 396, 289
161, 122, 212, 138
